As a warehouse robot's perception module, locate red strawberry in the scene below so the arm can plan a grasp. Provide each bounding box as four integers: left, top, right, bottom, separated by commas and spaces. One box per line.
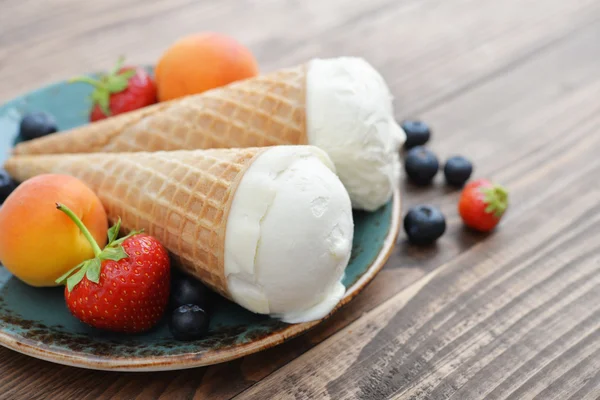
458, 179, 509, 232
70, 57, 157, 122
55, 203, 170, 333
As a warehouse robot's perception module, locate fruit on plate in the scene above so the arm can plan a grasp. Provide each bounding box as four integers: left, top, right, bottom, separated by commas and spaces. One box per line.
5, 145, 354, 323
401, 120, 431, 149
19, 111, 58, 141
170, 272, 211, 311
170, 304, 210, 341
404, 146, 439, 186
403, 205, 446, 245
70, 58, 157, 122
13, 57, 405, 211
0, 174, 108, 287
56, 204, 170, 333
155, 32, 259, 101
458, 179, 509, 232
0, 169, 18, 204
444, 155, 473, 187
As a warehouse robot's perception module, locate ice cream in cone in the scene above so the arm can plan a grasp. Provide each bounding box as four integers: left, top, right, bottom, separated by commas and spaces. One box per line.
13, 57, 405, 211
5, 146, 354, 323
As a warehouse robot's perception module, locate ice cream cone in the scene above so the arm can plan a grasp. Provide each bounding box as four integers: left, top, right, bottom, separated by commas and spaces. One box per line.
13, 57, 405, 212
13, 65, 307, 155
5, 147, 265, 297
5, 146, 355, 322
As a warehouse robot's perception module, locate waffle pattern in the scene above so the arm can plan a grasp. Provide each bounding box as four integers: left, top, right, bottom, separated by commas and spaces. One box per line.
5, 148, 266, 297
13, 65, 308, 155
12, 101, 174, 155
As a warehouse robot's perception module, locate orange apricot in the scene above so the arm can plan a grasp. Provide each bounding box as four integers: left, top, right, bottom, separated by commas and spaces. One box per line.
155, 32, 259, 101
0, 174, 108, 287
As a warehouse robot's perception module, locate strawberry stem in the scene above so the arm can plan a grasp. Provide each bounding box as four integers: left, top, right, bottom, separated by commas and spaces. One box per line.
56, 203, 102, 257
110, 56, 126, 76
68, 76, 103, 88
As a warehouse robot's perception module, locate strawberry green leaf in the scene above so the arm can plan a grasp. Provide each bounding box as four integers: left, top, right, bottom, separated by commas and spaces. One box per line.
91, 87, 111, 116
85, 258, 101, 284
67, 263, 88, 292
118, 69, 136, 81
100, 246, 129, 262
55, 261, 86, 285
107, 218, 122, 244
481, 185, 509, 218
111, 229, 143, 246
105, 75, 130, 93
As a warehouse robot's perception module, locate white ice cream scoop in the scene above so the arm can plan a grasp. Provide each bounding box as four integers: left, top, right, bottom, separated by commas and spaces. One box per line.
224, 146, 354, 323
306, 57, 406, 211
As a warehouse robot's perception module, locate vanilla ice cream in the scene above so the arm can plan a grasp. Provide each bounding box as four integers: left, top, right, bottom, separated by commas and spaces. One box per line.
224, 146, 353, 323
306, 57, 406, 211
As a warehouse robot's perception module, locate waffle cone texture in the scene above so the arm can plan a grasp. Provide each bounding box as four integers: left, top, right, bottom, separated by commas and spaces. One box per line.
13, 65, 308, 156
5, 148, 268, 298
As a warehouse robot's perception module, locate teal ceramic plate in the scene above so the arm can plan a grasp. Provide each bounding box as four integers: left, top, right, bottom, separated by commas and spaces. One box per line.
0, 76, 401, 371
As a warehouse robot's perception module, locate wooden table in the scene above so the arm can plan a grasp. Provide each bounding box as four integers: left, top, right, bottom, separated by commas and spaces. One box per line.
2, 0, 600, 398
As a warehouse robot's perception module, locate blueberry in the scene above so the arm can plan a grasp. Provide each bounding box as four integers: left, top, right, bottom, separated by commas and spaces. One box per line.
404, 146, 439, 185
170, 274, 211, 311
0, 169, 18, 204
401, 120, 431, 149
444, 156, 473, 187
403, 205, 446, 245
170, 305, 210, 341
19, 112, 58, 141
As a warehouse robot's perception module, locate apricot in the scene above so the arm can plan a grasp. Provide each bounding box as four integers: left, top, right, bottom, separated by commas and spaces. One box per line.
0, 174, 108, 287
155, 32, 259, 101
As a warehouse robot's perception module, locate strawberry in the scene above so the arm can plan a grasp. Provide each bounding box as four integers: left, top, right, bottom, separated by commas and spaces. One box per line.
70, 57, 157, 122
458, 179, 509, 232
55, 203, 170, 333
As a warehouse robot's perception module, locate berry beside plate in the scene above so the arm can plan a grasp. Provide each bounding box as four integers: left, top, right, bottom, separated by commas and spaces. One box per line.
459, 179, 509, 232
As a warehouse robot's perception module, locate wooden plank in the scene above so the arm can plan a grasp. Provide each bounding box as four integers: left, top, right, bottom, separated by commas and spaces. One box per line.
1, 0, 599, 116
0, 0, 397, 101
234, 18, 600, 400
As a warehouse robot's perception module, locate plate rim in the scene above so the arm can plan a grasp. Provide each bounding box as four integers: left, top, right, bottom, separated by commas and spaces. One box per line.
0, 191, 401, 372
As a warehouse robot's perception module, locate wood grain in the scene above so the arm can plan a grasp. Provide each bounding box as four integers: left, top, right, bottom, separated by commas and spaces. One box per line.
1, 0, 600, 398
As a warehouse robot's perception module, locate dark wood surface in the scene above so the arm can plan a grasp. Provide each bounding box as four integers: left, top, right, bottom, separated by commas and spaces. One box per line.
2, 0, 600, 399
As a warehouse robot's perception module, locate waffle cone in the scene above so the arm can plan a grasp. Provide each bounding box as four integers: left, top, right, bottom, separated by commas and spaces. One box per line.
4, 148, 268, 298
13, 65, 308, 156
